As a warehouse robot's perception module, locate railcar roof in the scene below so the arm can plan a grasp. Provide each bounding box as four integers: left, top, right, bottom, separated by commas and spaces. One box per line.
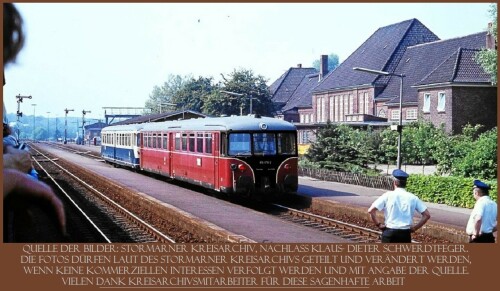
101, 123, 145, 132
142, 115, 296, 132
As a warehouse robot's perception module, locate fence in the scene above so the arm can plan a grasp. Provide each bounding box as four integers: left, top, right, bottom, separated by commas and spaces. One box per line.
298, 167, 394, 190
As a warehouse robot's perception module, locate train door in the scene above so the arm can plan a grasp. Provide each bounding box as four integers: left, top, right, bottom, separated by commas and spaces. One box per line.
168, 132, 174, 178
212, 132, 220, 190
113, 133, 117, 161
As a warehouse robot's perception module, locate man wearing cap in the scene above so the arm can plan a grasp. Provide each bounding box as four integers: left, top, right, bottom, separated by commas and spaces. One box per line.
466, 180, 497, 243
368, 169, 431, 243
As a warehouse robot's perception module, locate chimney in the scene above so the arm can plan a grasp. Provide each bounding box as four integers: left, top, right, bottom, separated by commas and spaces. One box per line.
319, 54, 329, 81
297, 64, 302, 68
486, 22, 497, 50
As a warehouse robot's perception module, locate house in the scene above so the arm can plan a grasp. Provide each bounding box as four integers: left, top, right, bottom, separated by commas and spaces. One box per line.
270, 64, 318, 122
272, 18, 496, 145
83, 121, 107, 145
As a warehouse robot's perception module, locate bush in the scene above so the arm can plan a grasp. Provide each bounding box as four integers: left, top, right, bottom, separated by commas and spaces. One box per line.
407, 175, 497, 208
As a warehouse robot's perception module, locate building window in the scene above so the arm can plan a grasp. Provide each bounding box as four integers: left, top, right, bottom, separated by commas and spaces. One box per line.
406, 109, 417, 120
305, 114, 309, 124
378, 109, 386, 118
329, 96, 334, 121
301, 131, 309, 144
316, 97, 322, 122
322, 97, 327, 122
349, 94, 354, 114
364, 93, 369, 114
335, 96, 339, 122
423, 93, 430, 113
391, 110, 400, 120
437, 92, 446, 112
358, 94, 364, 114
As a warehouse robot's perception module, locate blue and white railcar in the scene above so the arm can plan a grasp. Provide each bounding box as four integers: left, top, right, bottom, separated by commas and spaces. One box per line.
100, 123, 144, 168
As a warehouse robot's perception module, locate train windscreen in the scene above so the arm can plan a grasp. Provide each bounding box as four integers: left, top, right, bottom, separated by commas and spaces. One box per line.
228, 132, 296, 156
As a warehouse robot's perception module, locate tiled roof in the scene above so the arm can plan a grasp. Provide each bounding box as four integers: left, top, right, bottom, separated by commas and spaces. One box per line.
414, 48, 491, 85
314, 19, 439, 93
281, 73, 320, 111
270, 67, 318, 104
381, 32, 487, 105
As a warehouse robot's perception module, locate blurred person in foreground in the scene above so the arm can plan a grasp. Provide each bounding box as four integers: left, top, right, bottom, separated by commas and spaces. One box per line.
3, 3, 66, 241
367, 169, 431, 243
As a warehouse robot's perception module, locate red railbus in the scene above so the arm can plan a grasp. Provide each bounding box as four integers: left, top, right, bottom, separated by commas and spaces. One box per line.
138, 115, 298, 196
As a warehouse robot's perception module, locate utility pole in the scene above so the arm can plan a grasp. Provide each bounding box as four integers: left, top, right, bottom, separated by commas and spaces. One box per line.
82, 110, 91, 145
64, 108, 74, 144
15, 94, 32, 139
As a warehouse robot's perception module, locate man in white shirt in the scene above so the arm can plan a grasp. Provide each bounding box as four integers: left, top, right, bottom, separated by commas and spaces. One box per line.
466, 180, 497, 243
368, 169, 431, 243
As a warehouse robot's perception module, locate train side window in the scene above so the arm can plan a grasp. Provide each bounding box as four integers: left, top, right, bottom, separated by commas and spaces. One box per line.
205, 133, 213, 154
189, 133, 195, 152
196, 133, 203, 153
219, 133, 226, 156
162, 134, 168, 150
148, 134, 153, 148
153, 134, 157, 148
175, 133, 181, 150
182, 133, 187, 151
156, 133, 161, 149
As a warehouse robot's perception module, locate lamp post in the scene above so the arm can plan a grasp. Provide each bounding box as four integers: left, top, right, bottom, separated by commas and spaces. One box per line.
31, 104, 36, 141
220, 90, 257, 115
353, 67, 405, 169
159, 103, 177, 114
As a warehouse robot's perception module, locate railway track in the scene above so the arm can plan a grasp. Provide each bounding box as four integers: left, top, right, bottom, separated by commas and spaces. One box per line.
30, 144, 179, 243
33, 142, 451, 243
271, 203, 384, 243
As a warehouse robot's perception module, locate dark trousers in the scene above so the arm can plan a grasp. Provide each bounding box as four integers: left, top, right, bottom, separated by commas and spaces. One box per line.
469, 233, 495, 243
381, 228, 411, 243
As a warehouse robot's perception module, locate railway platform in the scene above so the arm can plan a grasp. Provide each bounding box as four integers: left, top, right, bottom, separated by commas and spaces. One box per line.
297, 176, 477, 243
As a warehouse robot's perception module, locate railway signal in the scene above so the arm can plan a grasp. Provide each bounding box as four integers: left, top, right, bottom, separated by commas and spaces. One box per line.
64, 108, 74, 144
81, 110, 91, 145
15, 94, 32, 138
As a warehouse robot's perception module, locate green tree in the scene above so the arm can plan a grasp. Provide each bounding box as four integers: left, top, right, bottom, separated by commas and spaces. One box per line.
452, 127, 497, 179
379, 128, 398, 165
145, 74, 191, 113
172, 76, 215, 113
312, 53, 340, 72
203, 69, 274, 116
475, 4, 497, 85
304, 123, 375, 173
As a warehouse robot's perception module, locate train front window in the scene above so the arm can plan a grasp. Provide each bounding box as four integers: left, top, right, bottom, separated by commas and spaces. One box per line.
253, 133, 276, 155
228, 133, 251, 156
278, 133, 296, 155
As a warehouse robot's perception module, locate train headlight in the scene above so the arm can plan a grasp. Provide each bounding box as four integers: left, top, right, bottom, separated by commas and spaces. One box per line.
238, 164, 246, 172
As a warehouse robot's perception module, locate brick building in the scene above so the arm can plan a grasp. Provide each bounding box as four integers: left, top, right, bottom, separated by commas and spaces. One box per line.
270, 18, 496, 145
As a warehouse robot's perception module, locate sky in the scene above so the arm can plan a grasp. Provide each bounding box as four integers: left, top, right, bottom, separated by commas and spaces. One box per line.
2, 2, 495, 123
